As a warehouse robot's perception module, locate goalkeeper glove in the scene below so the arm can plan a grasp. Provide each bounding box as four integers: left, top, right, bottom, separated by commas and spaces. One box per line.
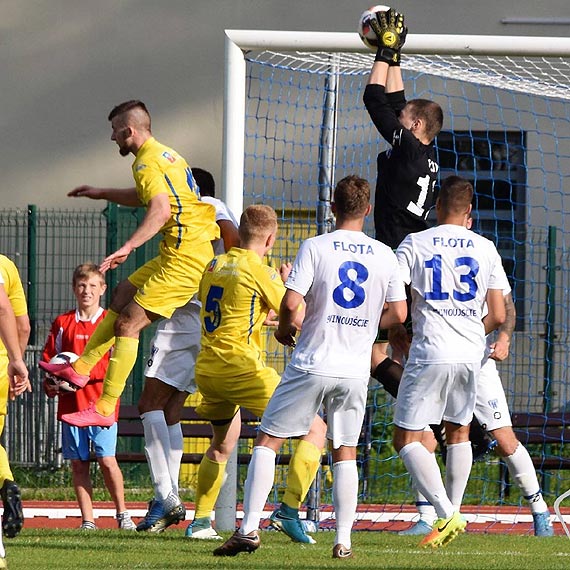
370, 8, 407, 66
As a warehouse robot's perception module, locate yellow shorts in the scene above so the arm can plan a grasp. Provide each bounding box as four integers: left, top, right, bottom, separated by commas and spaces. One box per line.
0, 356, 8, 417
129, 239, 214, 319
195, 366, 280, 421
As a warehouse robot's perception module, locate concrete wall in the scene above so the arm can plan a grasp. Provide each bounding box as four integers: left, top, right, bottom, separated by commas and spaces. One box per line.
2, 0, 569, 207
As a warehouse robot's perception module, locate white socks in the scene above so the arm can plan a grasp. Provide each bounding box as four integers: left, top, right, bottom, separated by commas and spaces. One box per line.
241, 446, 276, 535
167, 423, 183, 497
399, 441, 454, 519
333, 460, 358, 549
141, 410, 173, 502
445, 441, 473, 510
504, 443, 549, 513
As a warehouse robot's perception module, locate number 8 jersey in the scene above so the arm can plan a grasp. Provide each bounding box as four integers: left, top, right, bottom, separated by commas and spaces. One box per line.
396, 224, 509, 364
285, 229, 406, 379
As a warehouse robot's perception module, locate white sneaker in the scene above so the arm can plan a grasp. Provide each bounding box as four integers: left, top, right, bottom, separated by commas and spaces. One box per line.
116, 511, 136, 531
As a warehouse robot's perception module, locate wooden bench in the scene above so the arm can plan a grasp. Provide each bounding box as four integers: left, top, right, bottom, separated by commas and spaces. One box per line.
499, 411, 570, 498
110, 404, 260, 465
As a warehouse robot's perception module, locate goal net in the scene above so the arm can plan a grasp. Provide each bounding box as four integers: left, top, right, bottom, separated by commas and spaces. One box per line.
223, 30, 570, 530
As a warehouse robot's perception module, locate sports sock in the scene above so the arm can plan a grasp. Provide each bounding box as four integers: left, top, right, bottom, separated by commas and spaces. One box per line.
167, 422, 184, 497
282, 439, 321, 509
415, 489, 437, 525
445, 441, 472, 510
333, 460, 358, 550
241, 446, 276, 535
371, 357, 402, 399
195, 456, 227, 520
73, 309, 118, 375
141, 410, 172, 502
0, 415, 13, 484
399, 441, 454, 519
96, 336, 139, 416
504, 443, 549, 513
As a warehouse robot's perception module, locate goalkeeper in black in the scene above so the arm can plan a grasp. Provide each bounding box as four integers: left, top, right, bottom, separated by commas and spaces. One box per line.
361, 8, 496, 535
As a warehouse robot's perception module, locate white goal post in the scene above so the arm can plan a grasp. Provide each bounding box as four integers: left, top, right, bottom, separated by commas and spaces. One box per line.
222, 30, 570, 216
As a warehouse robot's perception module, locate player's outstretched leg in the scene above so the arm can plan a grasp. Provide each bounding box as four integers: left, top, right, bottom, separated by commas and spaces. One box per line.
419, 511, 466, 548
213, 530, 260, 556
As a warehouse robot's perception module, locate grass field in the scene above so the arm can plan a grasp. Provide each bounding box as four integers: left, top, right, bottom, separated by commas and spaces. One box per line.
5, 528, 570, 570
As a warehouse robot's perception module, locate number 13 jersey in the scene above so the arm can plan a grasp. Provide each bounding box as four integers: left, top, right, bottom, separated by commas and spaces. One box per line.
396, 224, 509, 364
285, 229, 406, 379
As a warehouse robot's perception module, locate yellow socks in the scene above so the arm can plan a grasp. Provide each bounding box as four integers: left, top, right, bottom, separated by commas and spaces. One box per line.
95, 336, 139, 416
195, 456, 227, 519
73, 309, 119, 375
282, 440, 322, 509
0, 445, 13, 485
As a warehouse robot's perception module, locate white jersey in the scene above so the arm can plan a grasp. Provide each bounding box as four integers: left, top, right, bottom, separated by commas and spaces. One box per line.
285, 229, 406, 378
396, 224, 508, 364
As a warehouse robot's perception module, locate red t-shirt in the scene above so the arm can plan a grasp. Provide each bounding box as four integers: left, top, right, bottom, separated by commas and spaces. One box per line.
42, 308, 119, 420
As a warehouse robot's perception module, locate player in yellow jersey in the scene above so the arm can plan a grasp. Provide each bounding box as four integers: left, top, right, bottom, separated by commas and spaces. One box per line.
40, 101, 219, 495
0, 261, 30, 569
0, 256, 31, 540
186, 205, 326, 544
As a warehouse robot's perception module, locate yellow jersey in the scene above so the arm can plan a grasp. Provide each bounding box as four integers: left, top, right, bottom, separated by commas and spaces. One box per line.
196, 248, 285, 377
0, 255, 27, 358
132, 137, 219, 251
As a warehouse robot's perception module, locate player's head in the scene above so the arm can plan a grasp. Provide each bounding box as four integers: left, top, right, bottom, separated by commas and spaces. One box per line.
72, 263, 107, 311
332, 175, 371, 220
437, 175, 473, 222
401, 99, 443, 143
108, 100, 152, 156
239, 205, 278, 250
192, 168, 215, 198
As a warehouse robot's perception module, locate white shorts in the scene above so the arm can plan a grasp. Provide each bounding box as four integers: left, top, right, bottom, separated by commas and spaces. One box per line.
474, 357, 512, 431
260, 365, 368, 449
394, 361, 480, 430
145, 301, 201, 393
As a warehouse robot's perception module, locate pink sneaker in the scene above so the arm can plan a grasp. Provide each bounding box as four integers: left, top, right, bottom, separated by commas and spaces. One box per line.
38, 360, 89, 389
61, 403, 115, 428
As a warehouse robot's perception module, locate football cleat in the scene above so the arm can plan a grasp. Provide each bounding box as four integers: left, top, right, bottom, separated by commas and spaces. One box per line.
213, 530, 260, 556
269, 505, 316, 544
185, 517, 222, 540
419, 511, 466, 548
38, 360, 89, 389
138, 498, 185, 533
332, 544, 353, 559
1, 480, 24, 538
136, 499, 165, 532
398, 519, 433, 536
533, 511, 554, 537
61, 403, 115, 428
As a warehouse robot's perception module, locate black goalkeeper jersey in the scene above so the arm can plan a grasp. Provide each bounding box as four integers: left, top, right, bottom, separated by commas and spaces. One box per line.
363, 84, 440, 249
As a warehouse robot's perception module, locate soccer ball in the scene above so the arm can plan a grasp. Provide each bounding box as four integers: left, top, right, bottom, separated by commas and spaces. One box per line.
45, 352, 79, 393
358, 5, 391, 51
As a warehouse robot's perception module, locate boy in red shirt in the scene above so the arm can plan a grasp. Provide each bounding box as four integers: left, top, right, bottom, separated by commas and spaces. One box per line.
42, 263, 135, 530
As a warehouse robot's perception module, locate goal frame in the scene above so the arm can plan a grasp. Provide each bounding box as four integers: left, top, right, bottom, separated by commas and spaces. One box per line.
222, 29, 570, 216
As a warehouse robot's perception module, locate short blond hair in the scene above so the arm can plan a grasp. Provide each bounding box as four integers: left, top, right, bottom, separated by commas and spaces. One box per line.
239, 205, 278, 244
72, 263, 105, 287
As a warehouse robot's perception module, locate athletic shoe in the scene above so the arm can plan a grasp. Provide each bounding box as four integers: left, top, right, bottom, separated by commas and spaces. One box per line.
141, 498, 186, 533
61, 403, 114, 428
269, 505, 316, 544
116, 511, 136, 530
1, 480, 24, 538
398, 519, 433, 536
213, 530, 260, 556
38, 360, 89, 389
185, 517, 222, 539
419, 511, 466, 548
136, 499, 165, 532
533, 511, 554, 537
332, 544, 353, 559
472, 438, 497, 463
80, 520, 97, 530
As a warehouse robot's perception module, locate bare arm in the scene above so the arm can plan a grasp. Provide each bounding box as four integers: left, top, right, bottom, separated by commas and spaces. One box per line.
99, 193, 171, 273
490, 292, 516, 361
482, 288, 507, 335
274, 289, 304, 347
68, 185, 143, 207
217, 219, 240, 252
379, 300, 407, 330
16, 314, 31, 356
0, 286, 29, 388
367, 61, 389, 87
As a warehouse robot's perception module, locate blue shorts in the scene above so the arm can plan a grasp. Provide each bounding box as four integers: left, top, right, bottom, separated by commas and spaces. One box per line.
61, 421, 118, 461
